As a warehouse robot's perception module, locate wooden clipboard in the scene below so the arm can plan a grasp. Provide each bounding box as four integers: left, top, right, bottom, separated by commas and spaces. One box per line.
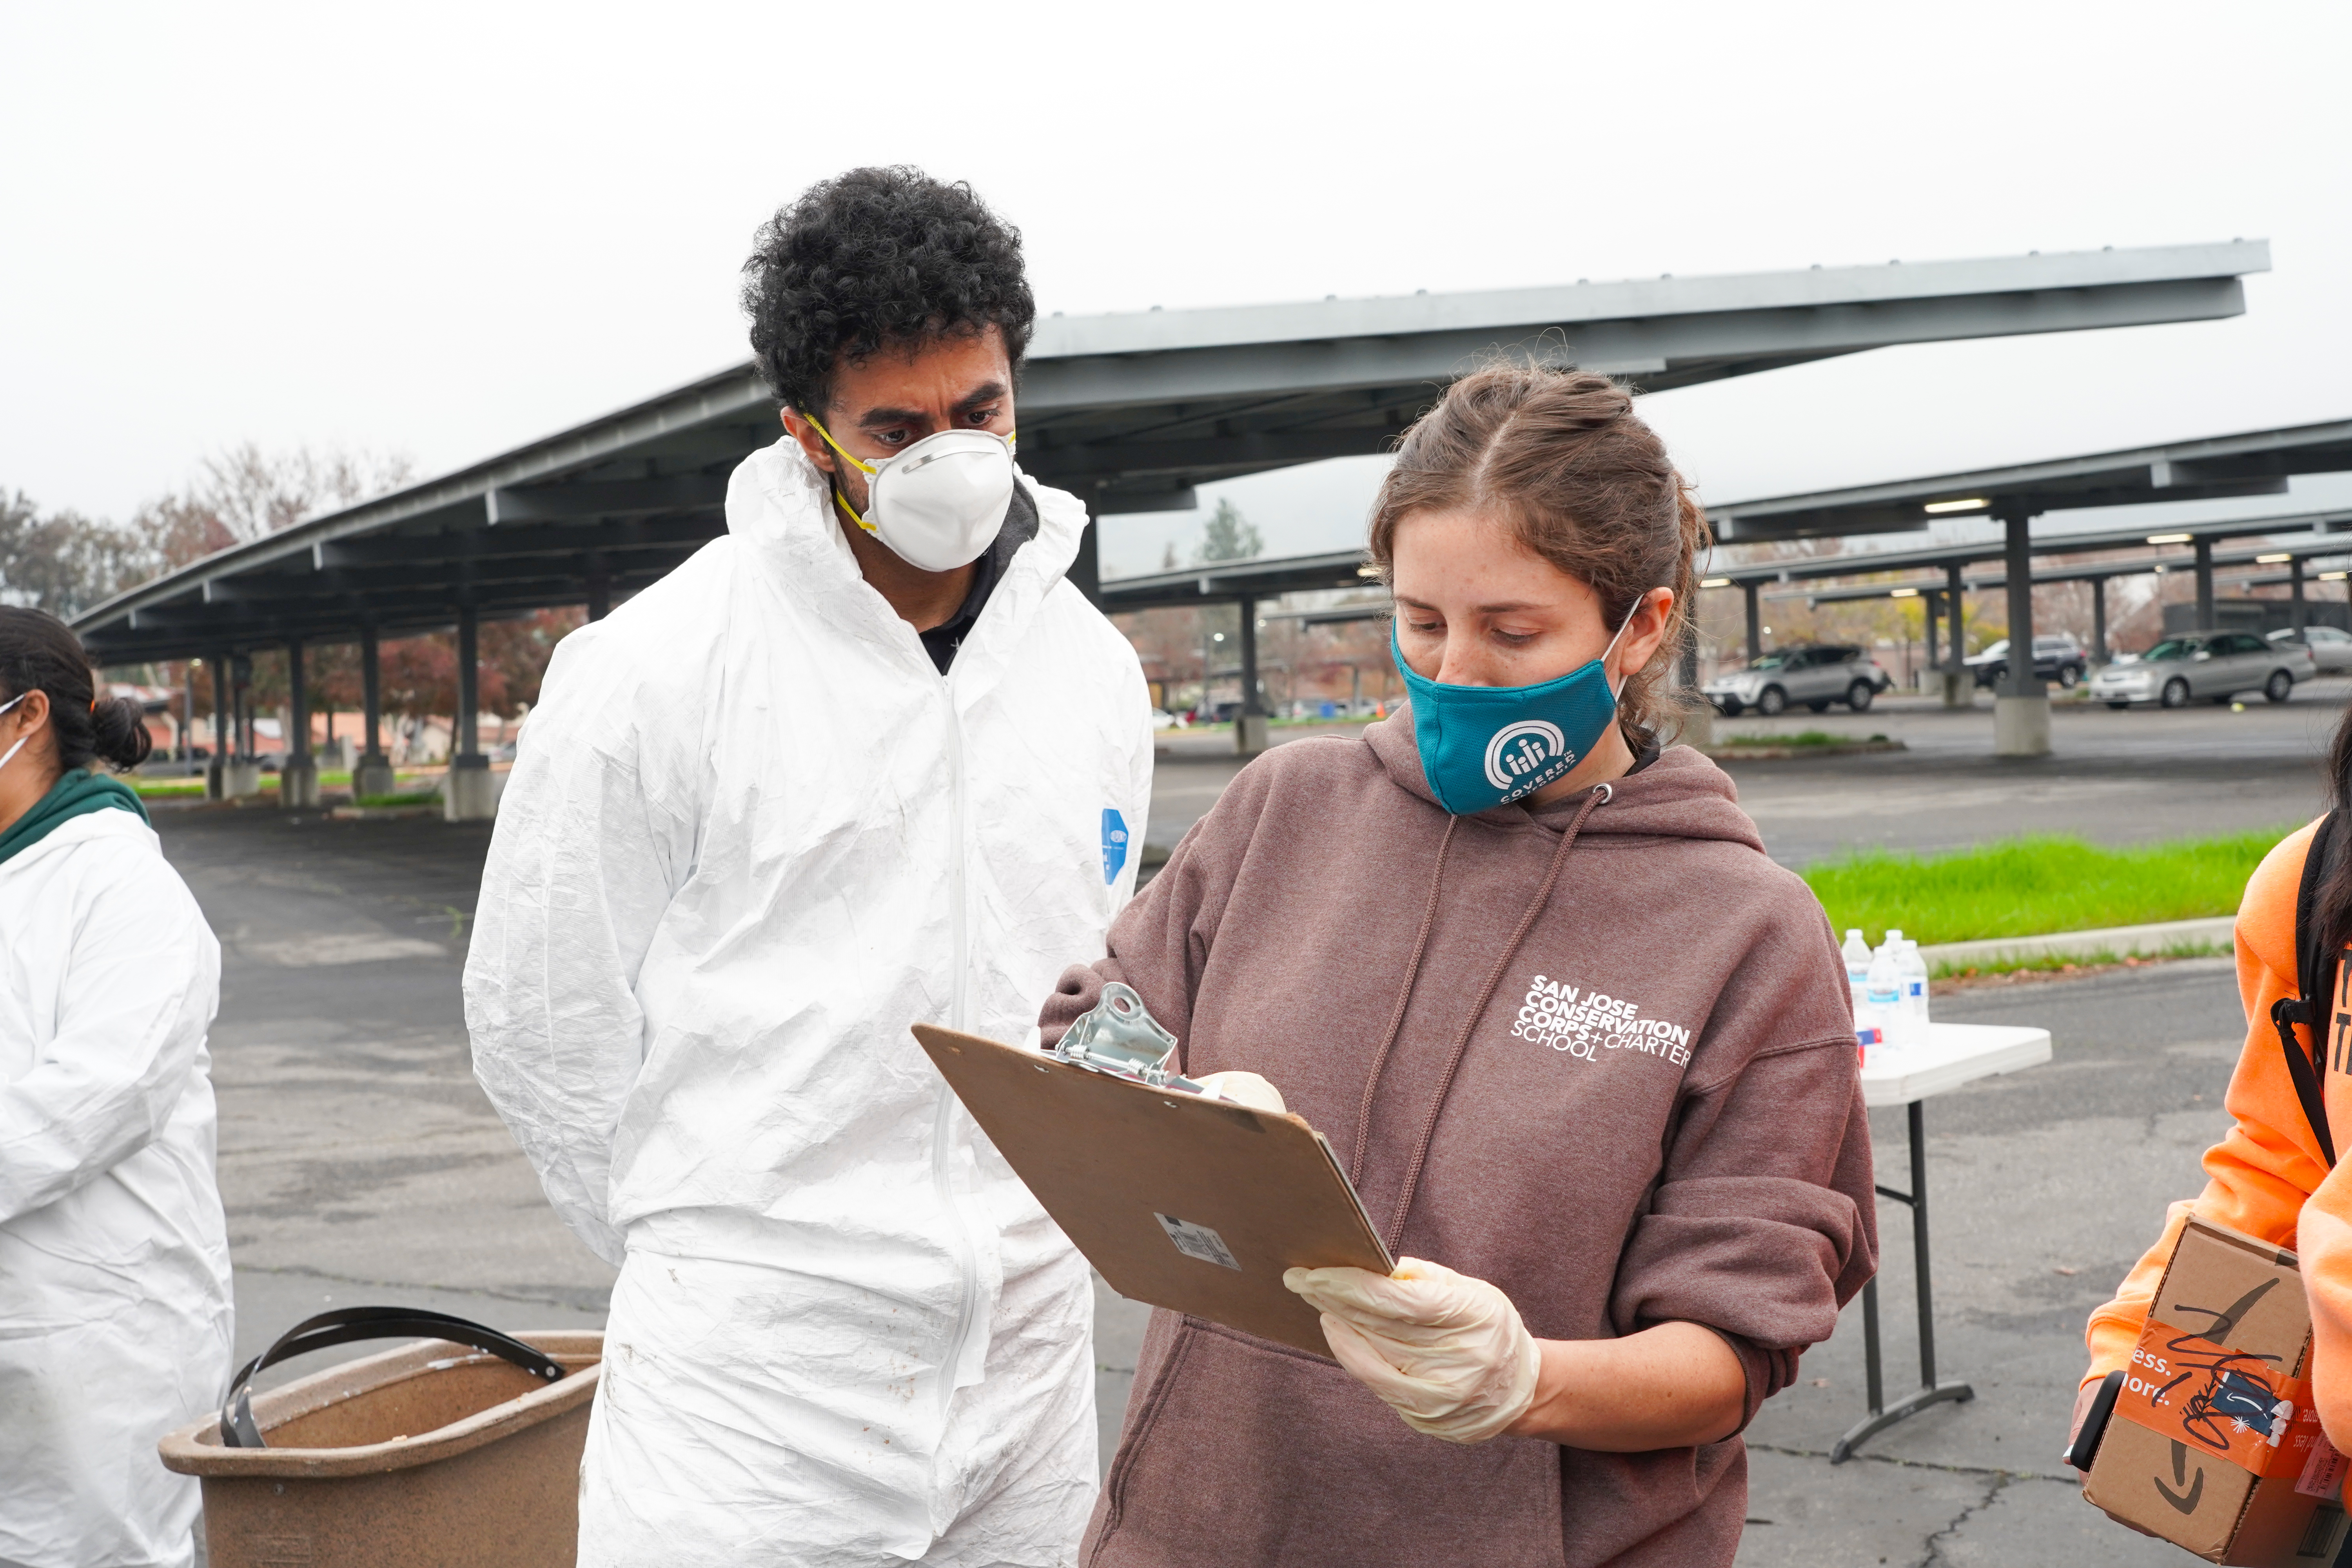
913, 1023, 1394, 1357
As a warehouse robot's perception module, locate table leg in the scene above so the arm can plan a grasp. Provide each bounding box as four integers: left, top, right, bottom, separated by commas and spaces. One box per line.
1911, 1100, 1939, 1388
1861, 1277, 1883, 1415
1831, 1098, 1975, 1463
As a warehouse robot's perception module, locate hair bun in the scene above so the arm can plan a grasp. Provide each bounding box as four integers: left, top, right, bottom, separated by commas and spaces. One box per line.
91, 695, 153, 771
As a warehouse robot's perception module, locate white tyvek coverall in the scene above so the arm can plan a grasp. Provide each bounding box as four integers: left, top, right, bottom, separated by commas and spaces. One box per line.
466, 437, 1152, 1566
0, 809, 233, 1568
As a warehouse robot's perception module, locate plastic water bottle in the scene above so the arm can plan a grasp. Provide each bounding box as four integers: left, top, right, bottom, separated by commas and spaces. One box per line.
1895, 938, 1932, 1048
1842, 929, 1872, 1012
1879, 928, 1918, 1049
1863, 943, 1904, 1060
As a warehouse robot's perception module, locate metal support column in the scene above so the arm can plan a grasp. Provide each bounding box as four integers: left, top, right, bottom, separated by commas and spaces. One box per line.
1995, 510, 2050, 755
1199, 620, 1214, 716
206, 655, 229, 799
1742, 581, 1762, 664
282, 637, 319, 807
1941, 563, 1969, 708
2091, 578, 2109, 665
232, 654, 254, 760
182, 661, 197, 766
225, 653, 262, 799
1922, 593, 1940, 673
2292, 556, 2309, 635
1235, 595, 1268, 755
447, 606, 495, 820
586, 564, 613, 623
354, 624, 394, 799
2194, 537, 2216, 630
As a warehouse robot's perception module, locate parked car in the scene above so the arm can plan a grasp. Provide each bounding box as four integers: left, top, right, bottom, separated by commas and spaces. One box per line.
1966, 634, 2088, 690
2089, 632, 2315, 708
1703, 644, 1892, 717
2268, 624, 2352, 675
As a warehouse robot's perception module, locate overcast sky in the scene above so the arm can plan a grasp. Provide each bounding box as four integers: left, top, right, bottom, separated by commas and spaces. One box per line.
5, 1, 2347, 575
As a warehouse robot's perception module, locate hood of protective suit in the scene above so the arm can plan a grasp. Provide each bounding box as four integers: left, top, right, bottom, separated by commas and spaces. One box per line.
467, 436, 1153, 1563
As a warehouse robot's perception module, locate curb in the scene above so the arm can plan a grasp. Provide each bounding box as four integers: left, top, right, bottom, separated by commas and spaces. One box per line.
1917, 915, 2236, 968
1708, 740, 1908, 761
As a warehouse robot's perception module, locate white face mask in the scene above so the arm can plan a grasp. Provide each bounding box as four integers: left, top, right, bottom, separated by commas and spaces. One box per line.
0, 693, 26, 776
804, 415, 1018, 573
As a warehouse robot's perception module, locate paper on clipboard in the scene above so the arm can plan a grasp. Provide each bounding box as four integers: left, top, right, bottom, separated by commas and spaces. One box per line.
911, 1022, 1394, 1357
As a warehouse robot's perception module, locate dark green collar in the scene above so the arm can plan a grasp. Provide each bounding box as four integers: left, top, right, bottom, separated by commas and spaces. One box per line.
0, 768, 150, 869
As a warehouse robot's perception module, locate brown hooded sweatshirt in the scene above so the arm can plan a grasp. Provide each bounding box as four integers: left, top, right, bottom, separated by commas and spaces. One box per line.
1040, 714, 1876, 1568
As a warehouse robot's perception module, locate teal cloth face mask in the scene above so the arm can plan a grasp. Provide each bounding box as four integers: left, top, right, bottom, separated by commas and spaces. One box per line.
1391, 614, 1635, 815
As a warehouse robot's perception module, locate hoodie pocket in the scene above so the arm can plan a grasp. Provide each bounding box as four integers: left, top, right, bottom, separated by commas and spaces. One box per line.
1089, 1319, 1568, 1568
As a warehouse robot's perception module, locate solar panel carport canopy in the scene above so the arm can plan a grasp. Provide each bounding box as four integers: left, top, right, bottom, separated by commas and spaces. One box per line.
72, 240, 2267, 666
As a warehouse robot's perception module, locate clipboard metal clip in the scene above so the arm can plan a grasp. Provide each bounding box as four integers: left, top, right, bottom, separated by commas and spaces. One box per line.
1054, 983, 1200, 1091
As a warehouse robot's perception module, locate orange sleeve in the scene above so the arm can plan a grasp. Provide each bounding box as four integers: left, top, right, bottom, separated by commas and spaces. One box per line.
2082, 819, 2331, 1391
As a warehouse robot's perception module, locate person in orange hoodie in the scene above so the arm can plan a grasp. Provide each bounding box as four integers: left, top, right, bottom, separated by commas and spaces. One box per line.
2077, 704, 2352, 1488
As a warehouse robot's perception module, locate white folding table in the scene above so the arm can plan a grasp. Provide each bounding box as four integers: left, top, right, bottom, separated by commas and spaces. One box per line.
1832, 1021, 2053, 1463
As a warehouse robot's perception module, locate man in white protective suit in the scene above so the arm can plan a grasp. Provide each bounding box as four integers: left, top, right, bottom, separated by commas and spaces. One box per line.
464, 167, 1153, 1566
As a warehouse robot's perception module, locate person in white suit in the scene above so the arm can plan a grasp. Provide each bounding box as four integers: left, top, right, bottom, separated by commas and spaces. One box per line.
465, 167, 1154, 1566
0, 607, 232, 1568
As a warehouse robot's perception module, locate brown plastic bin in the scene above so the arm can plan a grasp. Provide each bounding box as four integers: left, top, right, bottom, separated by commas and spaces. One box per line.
159, 1330, 602, 1568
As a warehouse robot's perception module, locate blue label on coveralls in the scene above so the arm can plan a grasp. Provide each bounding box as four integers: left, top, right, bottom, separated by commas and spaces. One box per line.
1102, 809, 1129, 884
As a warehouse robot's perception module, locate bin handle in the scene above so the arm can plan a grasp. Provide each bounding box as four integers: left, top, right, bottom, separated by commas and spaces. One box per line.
220, 1305, 568, 1449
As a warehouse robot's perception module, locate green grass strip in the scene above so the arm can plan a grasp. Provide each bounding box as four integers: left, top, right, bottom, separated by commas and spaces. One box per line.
1722, 730, 1889, 747
1804, 828, 2291, 947
355, 792, 441, 809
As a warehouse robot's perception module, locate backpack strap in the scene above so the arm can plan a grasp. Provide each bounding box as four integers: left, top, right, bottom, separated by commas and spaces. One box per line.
2270, 811, 2341, 1169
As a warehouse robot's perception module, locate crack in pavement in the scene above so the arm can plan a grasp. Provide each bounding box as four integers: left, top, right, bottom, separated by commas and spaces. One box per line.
1922, 1469, 2011, 1567
1748, 1440, 2073, 1485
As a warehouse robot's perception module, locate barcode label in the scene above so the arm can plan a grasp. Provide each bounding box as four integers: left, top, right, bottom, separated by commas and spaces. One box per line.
1154, 1213, 1240, 1270
2301, 1433, 2349, 1501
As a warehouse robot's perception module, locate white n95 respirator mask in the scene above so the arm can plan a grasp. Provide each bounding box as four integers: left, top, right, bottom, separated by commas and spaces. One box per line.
803, 415, 1018, 573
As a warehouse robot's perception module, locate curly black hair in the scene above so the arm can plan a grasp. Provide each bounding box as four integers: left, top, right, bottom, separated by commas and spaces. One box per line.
742, 167, 1036, 416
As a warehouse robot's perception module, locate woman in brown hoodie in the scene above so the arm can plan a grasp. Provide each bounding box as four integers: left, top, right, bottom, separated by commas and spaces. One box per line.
1040, 364, 1877, 1568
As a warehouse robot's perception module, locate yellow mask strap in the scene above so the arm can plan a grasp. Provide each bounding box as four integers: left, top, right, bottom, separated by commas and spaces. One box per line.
801, 412, 881, 534
802, 412, 880, 476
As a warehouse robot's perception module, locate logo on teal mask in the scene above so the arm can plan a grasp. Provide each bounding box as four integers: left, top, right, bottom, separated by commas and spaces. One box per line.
1390, 616, 1633, 815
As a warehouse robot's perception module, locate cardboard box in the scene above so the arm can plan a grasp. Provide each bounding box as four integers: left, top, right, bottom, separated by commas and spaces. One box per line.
2087, 1217, 2351, 1564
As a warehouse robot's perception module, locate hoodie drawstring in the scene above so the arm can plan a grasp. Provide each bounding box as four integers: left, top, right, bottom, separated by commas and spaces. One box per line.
1347, 816, 1459, 1190
1355, 783, 1613, 1254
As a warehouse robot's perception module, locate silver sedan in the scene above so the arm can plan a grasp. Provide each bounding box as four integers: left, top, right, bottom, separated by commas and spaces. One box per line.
2090, 632, 2315, 708
2269, 625, 2352, 675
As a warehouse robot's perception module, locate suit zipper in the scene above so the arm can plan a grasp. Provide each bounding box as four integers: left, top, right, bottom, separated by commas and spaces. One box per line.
935, 676, 980, 1420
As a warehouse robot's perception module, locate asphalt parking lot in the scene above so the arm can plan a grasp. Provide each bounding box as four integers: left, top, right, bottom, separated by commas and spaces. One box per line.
1151, 679, 2348, 864
152, 677, 2345, 1563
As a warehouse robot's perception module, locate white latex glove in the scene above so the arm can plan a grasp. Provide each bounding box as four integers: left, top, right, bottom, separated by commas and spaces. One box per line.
1195, 1071, 1286, 1113
1283, 1257, 1541, 1445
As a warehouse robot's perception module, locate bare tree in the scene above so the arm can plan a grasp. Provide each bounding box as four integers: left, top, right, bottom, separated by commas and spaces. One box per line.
0, 490, 155, 616
191, 443, 416, 544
